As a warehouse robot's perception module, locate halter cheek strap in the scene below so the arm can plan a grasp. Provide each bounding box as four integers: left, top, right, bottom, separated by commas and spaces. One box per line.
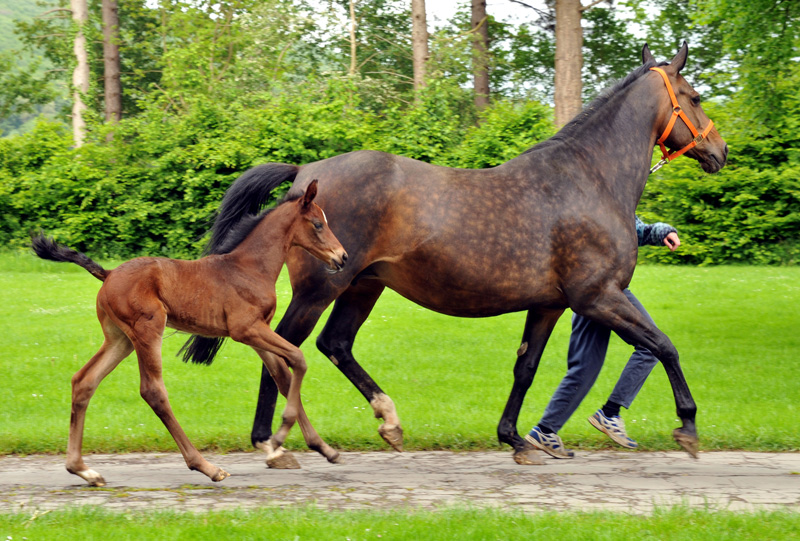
649, 67, 715, 173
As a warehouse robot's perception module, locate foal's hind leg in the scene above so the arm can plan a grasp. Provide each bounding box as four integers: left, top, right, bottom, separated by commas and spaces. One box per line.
576, 287, 698, 457
129, 314, 230, 482
67, 315, 133, 486
255, 349, 341, 466
315, 281, 404, 451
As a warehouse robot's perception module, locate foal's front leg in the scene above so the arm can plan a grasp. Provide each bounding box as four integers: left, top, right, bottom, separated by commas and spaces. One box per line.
233, 322, 307, 461
256, 349, 341, 466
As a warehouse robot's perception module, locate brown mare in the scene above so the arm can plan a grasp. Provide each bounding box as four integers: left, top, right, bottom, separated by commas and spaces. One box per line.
31, 180, 347, 485
185, 44, 729, 466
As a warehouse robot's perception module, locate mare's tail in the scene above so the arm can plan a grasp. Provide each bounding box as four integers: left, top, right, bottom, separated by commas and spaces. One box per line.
31, 234, 109, 282
181, 162, 300, 366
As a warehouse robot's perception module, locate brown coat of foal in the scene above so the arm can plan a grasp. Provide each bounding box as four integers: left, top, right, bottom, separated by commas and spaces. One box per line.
32, 180, 347, 486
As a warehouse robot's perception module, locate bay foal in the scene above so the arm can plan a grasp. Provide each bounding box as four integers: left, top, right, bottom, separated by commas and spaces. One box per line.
32, 180, 347, 486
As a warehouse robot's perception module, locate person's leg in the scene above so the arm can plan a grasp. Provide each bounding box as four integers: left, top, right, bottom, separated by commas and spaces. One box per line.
589, 289, 660, 448
527, 312, 611, 458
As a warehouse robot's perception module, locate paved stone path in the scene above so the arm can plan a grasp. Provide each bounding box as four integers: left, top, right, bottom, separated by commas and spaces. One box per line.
1, 451, 798, 514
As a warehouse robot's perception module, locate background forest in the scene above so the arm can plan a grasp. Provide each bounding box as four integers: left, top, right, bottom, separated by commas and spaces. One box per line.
0, 0, 798, 264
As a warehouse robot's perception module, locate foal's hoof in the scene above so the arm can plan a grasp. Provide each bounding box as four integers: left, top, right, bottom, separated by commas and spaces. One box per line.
378, 423, 404, 452
267, 451, 301, 470
212, 468, 230, 482
673, 428, 699, 458
72, 468, 106, 487
327, 450, 343, 464
513, 448, 545, 466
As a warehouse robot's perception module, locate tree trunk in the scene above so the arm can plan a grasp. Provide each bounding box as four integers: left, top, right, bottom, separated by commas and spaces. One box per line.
554, 0, 583, 127
471, 0, 490, 111
102, 0, 122, 125
349, 0, 358, 76
411, 0, 429, 96
71, 0, 90, 147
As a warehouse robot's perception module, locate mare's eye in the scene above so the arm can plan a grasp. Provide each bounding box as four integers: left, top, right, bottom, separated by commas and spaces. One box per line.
691, 95, 701, 106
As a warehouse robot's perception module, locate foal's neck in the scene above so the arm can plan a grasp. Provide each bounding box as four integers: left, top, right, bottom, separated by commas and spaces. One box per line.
226, 203, 298, 282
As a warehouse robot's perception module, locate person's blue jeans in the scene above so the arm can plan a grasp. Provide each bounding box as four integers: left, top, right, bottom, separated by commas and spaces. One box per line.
536, 289, 659, 433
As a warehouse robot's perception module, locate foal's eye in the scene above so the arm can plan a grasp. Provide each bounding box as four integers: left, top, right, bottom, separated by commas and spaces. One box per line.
313, 221, 323, 232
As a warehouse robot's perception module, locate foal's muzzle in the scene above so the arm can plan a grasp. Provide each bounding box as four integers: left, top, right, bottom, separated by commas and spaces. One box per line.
328, 251, 348, 274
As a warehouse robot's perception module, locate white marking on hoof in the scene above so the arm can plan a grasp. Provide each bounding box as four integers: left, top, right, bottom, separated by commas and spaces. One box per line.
76, 468, 106, 487
265, 446, 283, 462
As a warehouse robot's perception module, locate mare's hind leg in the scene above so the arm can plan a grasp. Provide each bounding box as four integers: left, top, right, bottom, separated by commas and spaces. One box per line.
315, 281, 404, 451
67, 314, 134, 486
255, 349, 341, 466
497, 309, 564, 465
130, 314, 229, 482
576, 287, 698, 457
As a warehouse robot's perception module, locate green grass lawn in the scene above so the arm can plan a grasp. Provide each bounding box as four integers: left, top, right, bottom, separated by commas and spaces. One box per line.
1, 252, 798, 455
1, 506, 799, 540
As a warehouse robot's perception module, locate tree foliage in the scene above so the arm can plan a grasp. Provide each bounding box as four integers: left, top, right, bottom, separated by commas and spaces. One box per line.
0, 0, 797, 264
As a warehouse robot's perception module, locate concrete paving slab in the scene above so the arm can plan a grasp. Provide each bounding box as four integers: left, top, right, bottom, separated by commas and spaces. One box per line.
0, 451, 798, 514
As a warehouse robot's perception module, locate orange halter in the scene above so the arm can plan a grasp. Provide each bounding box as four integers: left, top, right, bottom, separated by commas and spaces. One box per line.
649, 66, 715, 173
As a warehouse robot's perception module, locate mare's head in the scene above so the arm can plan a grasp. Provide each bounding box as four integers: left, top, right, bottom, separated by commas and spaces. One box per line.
644, 43, 728, 173
292, 179, 348, 273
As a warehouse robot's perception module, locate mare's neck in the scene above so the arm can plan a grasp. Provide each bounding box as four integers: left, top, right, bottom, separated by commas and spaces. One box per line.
553, 76, 662, 215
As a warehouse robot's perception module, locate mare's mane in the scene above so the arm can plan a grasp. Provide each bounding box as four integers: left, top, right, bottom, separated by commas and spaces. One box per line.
213, 193, 302, 255
525, 60, 667, 154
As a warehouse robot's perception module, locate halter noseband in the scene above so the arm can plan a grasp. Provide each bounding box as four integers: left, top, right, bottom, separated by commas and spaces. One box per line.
649, 66, 714, 173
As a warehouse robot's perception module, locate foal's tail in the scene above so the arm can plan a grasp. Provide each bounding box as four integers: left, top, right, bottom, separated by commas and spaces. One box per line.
31, 234, 108, 282
181, 162, 300, 366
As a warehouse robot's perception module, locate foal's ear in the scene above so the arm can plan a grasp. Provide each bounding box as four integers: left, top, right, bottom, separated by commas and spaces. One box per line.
302, 179, 319, 208
667, 41, 688, 74
641, 43, 655, 65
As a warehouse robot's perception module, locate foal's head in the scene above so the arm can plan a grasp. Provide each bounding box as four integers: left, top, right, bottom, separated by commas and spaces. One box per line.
644, 43, 728, 173
292, 179, 348, 273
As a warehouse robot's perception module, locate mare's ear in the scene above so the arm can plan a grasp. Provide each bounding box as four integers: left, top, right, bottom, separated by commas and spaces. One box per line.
667, 41, 688, 74
641, 43, 655, 65
302, 179, 318, 208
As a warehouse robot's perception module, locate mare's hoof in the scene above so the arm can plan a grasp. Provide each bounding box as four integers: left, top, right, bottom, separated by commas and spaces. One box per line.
378, 424, 404, 452
513, 448, 545, 466
212, 468, 230, 482
673, 428, 699, 458
267, 451, 301, 469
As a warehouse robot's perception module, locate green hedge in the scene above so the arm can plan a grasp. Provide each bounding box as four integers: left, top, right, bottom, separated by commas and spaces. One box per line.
1, 89, 798, 263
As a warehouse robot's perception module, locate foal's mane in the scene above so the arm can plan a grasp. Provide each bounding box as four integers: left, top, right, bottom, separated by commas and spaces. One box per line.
525, 59, 667, 154
212, 193, 302, 255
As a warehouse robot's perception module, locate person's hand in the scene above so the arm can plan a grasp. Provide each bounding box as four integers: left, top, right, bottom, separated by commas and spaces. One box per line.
663, 232, 680, 251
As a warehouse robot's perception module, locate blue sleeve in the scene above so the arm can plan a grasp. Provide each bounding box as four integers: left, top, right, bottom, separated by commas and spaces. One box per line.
635, 215, 677, 247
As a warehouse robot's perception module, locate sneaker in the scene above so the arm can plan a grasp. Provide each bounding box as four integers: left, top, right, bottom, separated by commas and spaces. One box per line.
524, 427, 575, 459
588, 410, 638, 449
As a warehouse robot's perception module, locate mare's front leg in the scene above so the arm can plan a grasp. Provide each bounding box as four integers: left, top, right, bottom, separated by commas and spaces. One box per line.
498, 309, 564, 465
315, 281, 404, 451
577, 286, 698, 457
256, 349, 341, 466
132, 315, 230, 482
66, 315, 134, 486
